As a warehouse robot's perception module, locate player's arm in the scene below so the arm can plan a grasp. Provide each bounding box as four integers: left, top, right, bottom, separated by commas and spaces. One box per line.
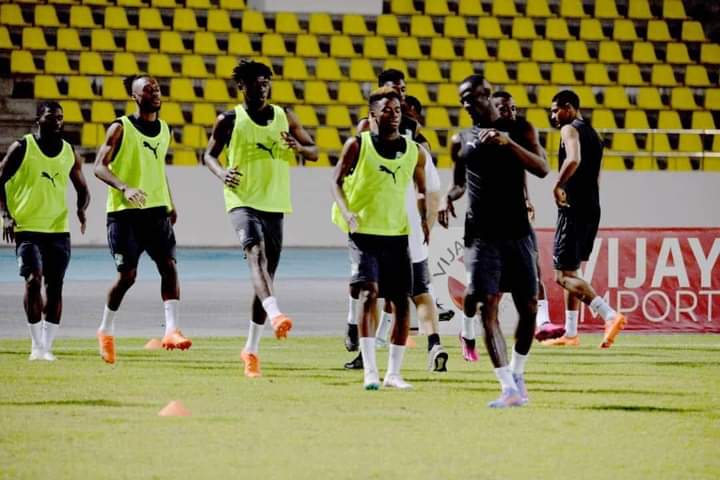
438, 134, 466, 228
94, 122, 146, 208
506, 122, 549, 178
204, 111, 241, 188
283, 107, 318, 162
0, 141, 25, 242
355, 118, 371, 135
419, 143, 441, 229
69, 148, 90, 234
331, 136, 361, 232
414, 145, 430, 244
554, 124, 581, 208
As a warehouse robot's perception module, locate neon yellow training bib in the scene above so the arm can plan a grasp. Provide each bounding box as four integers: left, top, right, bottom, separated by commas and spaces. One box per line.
224, 104, 294, 213
332, 131, 418, 236
4, 134, 74, 233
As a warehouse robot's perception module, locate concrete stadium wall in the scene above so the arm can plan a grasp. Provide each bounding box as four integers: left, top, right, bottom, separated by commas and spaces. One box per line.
63, 165, 720, 247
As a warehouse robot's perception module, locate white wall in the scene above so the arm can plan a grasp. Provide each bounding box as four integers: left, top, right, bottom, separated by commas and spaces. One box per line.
67, 165, 720, 247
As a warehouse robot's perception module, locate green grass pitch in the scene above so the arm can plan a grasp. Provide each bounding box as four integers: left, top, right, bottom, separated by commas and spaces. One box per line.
1, 335, 719, 479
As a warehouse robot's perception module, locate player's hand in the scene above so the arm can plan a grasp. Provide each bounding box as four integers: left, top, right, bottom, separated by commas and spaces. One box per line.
281, 131, 302, 153
476, 128, 509, 146
345, 212, 359, 233
77, 209, 87, 234
169, 208, 178, 225
553, 185, 570, 208
222, 167, 242, 188
526, 200, 536, 223
123, 187, 147, 208
2, 214, 15, 243
421, 219, 430, 245
437, 197, 455, 228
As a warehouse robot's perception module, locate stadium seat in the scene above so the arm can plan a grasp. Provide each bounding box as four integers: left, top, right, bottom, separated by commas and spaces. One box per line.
117, 0, 145, 7
304, 81, 332, 105
406, 82, 431, 106
636, 87, 664, 109
343, 15, 370, 36
325, 105, 352, 127
203, 79, 231, 102
464, 39, 490, 60
91, 29, 120, 52
625, 110, 650, 128
22, 27, 49, 50
436, 83, 459, 106
497, 39, 524, 62
591, 109, 616, 128
685, 65, 711, 87
35, 5, 62, 27
158, 32, 187, 54
80, 52, 107, 75
187, 0, 213, 8
550, 63, 580, 85
425, 107, 451, 128
483, 62, 510, 84
663, 0, 687, 19
579, 19, 605, 41
647, 20, 671, 42
308, 13, 335, 35
383, 59, 409, 78
618, 64, 645, 85
504, 85, 531, 107
632, 42, 659, 63
45, 51, 74, 75
611, 132, 638, 153
363, 36, 389, 59
81, 123, 103, 147
0, 4, 27, 26
34, 75, 62, 99
526, 0, 552, 17
104, 7, 131, 29
170, 78, 197, 102
700, 44, 720, 65
68, 76, 96, 99
293, 105, 319, 127
444, 16, 472, 38
691, 111, 715, 129
595, 0, 620, 18
564, 41, 592, 63
276, 12, 302, 34
596, 41, 623, 64
681, 21, 705, 42
70, 5, 97, 28
613, 19, 639, 41
349, 59, 376, 82
172, 150, 199, 166
91, 101, 116, 123
182, 55, 210, 78
526, 108, 550, 128
450, 61, 474, 83
560, 0, 587, 17
56, 28, 83, 52
586, 63, 612, 86
261, 34, 288, 57
657, 110, 682, 128
703, 89, 720, 110
174, 8, 199, 32
219, 0, 246, 10
139, 8, 167, 30
425, 0, 451, 15
417, 60, 443, 82
628, 0, 653, 19
430, 38, 457, 61
148, 53, 176, 77
0, 27, 11, 50
517, 62, 545, 85
270, 80, 298, 104
377, 15, 402, 36
531, 40, 558, 62
666, 42, 691, 64
181, 125, 208, 148
207, 10, 233, 33
241, 10, 267, 33
670, 87, 698, 110
337, 81, 365, 106
330, 36, 358, 58
296, 34, 323, 57
420, 129, 443, 153
575, 86, 598, 108
315, 126, 343, 151
411, 15, 438, 37
397, 37, 424, 60
126, 30, 154, 53
228, 33, 254, 56
282, 57, 308, 80
60, 100, 84, 123
477, 17, 505, 39
101, 77, 129, 100
194, 32, 221, 55
651, 64, 678, 86
492, 0, 518, 16
11, 50, 37, 74
192, 103, 217, 126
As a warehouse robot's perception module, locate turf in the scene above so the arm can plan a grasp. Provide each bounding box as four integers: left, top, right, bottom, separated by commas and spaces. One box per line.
1, 335, 719, 479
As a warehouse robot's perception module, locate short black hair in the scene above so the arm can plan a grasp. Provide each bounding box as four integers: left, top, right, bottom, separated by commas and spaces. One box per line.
552, 89, 580, 109
36, 100, 62, 119
232, 60, 273, 85
405, 95, 423, 115
491, 90, 512, 100
369, 86, 401, 107
378, 69, 405, 87
460, 74, 487, 91
123, 74, 152, 96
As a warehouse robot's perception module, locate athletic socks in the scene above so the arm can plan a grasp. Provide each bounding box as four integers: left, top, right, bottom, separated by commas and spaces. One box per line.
589, 296, 618, 323
347, 296, 359, 325
494, 365, 518, 391
28, 322, 43, 352
386, 344, 406, 377
43, 321, 59, 353
261, 296, 282, 319
99, 305, 116, 335
360, 337, 378, 375
375, 311, 393, 343
536, 299, 550, 326
244, 320, 264, 354
427, 333, 440, 351
565, 311, 579, 337
163, 299, 179, 335
509, 349, 528, 375
461, 314, 476, 340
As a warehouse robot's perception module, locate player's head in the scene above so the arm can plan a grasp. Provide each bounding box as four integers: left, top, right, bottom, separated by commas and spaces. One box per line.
550, 89, 580, 128
233, 60, 273, 109
404, 95, 423, 123
378, 69, 406, 102
491, 91, 517, 122
368, 87, 402, 135
124, 75, 161, 113
458, 75, 495, 124
36, 101, 64, 136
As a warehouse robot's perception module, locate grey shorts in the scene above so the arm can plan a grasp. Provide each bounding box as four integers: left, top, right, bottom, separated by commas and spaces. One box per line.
15, 232, 71, 284
411, 259, 430, 297
348, 233, 412, 299
229, 207, 284, 274
106, 207, 176, 272
553, 206, 600, 271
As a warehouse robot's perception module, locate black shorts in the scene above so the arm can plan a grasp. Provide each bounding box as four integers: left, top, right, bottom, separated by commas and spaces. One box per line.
411, 259, 430, 297
229, 207, 284, 274
106, 207, 176, 272
15, 232, 71, 284
348, 233, 412, 299
553, 206, 600, 271
464, 233, 538, 298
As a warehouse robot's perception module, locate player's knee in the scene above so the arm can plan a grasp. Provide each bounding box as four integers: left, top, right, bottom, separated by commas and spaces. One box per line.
357, 284, 378, 304
118, 269, 137, 288
24, 272, 42, 291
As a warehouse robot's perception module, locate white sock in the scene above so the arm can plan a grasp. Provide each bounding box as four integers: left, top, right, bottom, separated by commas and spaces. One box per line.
565, 311, 579, 337
244, 320, 264, 354
536, 299, 550, 326
43, 321, 59, 352
387, 344, 406, 376
347, 296, 359, 325
163, 299, 179, 335
99, 305, 116, 335
509, 349, 528, 375
359, 337, 378, 376
261, 296, 282, 319
28, 322, 44, 352
589, 296, 617, 322
461, 314, 476, 340
494, 365, 518, 391
375, 312, 392, 343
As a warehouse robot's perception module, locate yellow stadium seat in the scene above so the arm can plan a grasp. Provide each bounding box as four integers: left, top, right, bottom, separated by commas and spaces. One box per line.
275, 12, 302, 34
181, 125, 208, 148
591, 109, 616, 128
657, 110, 681, 128
60, 100, 83, 123
647, 133, 681, 170
315, 126, 343, 151
81, 123, 103, 147
526, 0, 552, 17
424, 0, 450, 15
498, 39, 524, 61
574, 86, 598, 108
330, 35, 358, 58
531, 40, 558, 62
632, 42, 659, 63
170, 78, 197, 102
68, 76, 96, 100
91, 29, 120, 52
204, 78, 231, 102
579, 19, 605, 41
363, 36, 389, 59
550, 63, 580, 85
349, 58, 376, 82
128, 30, 155, 53
536, 86, 558, 107
565, 41, 592, 63
391, 0, 418, 15
296, 34, 323, 57
376, 15, 402, 36
464, 39, 490, 61
338, 81, 365, 106
458, 0, 485, 16
191, 103, 217, 126
585, 63, 612, 85
420, 129, 443, 153
207, 10, 233, 33
152, 0, 179, 7
406, 82, 431, 105
625, 110, 649, 128
23, 27, 49, 50
411, 15, 438, 37
700, 44, 720, 64
11, 50, 37, 74
269, 80, 297, 104
604, 86, 631, 109
398, 37, 424, 60
153, 101, 183, 125
512, 18, 539, 40
545, 18, 572, 40
101, 77, 128, 100
691, 111, 715, 129
444, 16, 472, 38
650, 64, 677, 86
681, 21, 705, 42
57, 28, 84, 51
70, 6, 97, 28
595, 0, 620, 18
315, 58, 343, 82
602, 156, 627, 170
304, 81, 332, 105
436, 83, 459, 106
35, 76, 62, 99
91, 101, 116, 123
186, 0, 213, 8
647, 20, 671, 42
436, 153, 452, 168
228, 33, 254, 56
417, 60, 443, 82
139, 8, 167, 31
0, 27, 11, 50
104, 7, 130, 29
194, 32, 220, 55
172, 150, 199, 166
261, 34, 287, 56
1, 4, 27, 26
492, 0, 518, 16
112, 52, 138, 76
636, 87, 663, 109
343, 15, 370, 36
282, 57, 308, 80
148, 53, 176, 77
611, 132, 638, 153
241, 10, 267, 33
613, 19, 638, 41
45, 51, 74, 75
665, 42, 690, 64
425, 107, 451, 128
560, 0, 587, 17
79, 52, 106, 75
517, 62, 545, 84
663, 0, 686, 19
174, 8, 199, 32
484, 62, 510, 84
308, 13, 335, 35
35, 5, 61, 27
477, 17, 504, 39
430, 38, 457, 61
504, 85, 531, 108
671, 88, 698, 110
293, 105, 319, 127
383, 59, 409, 78
704, 89, 720, 110
617, 64, 645, 85
182, 55, 210, 78
117, 0, 144, 6
678, 133, 703, 154
450, 61, 474, 83
326, 105, 352, 127
628, 0, 653, 19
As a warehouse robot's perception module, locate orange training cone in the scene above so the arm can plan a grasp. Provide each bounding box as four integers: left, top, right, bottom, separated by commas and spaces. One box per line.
158, 400, 191, 417
144, 338, 163, 350
405, 336, 417, 348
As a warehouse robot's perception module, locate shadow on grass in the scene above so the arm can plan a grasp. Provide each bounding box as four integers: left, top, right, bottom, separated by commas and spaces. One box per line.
530, 387, 687, 396
0, 399, 152, 408
578, 404, 705, 413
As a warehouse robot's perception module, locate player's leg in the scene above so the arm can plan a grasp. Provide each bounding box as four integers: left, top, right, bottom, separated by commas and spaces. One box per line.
344, 286, 360, 352
532, 228, 565, 341
412, 260, 448, 372
459, 237, 483, 362
16, 234, 44, 360
40, 234, 71, 361
374, 299, 392, 347
382, 241, 413, 389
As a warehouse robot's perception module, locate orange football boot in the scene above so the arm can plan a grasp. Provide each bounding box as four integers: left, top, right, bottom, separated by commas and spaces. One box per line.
271, 314, 293, 340
161, 330, 192, 350
600, 313, 627, 349
541, 335, 580, 347
241, 350, 262, 378
97, 331, 116, 364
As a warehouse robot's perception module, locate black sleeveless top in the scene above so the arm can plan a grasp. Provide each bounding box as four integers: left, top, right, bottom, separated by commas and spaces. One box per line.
558, 118, 603, 210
